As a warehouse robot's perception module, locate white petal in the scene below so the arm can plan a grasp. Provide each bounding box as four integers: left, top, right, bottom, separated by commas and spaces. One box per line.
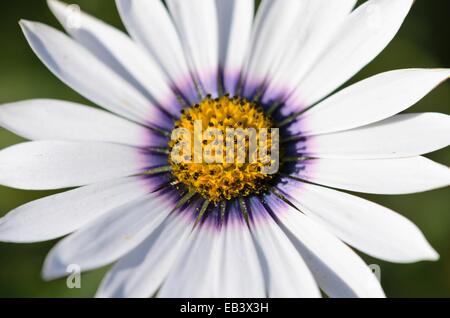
20, 20, 167, 126
280, 181, 439, 263
242, 0, 303, 95
249, 198, 320, 298
285, 0, 414, 111
0, 141, 148, 190
216, 0, 254, 95
214, 208, 265, 298
166, 0, 219, 95
297, 157, 450, 195
293, 69, 450, 135
263, 0, 356, 102
115, 0, 198, 101
272, 195, 385, 298
158, 203, 265, 298
0, 177, 150, 243
96, 212, 191, 298
0, 99, 153, 147
42, 192, 175, 280
306, 113, 450, 159
47, 0, 180, 115
158, 223, 221, 298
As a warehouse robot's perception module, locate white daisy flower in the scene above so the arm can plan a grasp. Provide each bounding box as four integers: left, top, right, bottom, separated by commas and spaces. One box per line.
0, 0, 449, 298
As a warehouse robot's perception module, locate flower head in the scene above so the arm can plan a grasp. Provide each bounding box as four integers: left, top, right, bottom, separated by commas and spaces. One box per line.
0, 0, 449, 298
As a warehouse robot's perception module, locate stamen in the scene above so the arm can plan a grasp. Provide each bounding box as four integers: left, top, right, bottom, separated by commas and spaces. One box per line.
169, 95, 276, 203
220, 201, 227, 223
193, 200, 211, 228
238, 197, 250, 226
174, 190, 197, 211
142, 166, 172, 175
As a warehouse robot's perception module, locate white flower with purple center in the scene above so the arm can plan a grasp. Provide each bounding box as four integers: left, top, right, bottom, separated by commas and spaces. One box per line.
0, 0, 449, 298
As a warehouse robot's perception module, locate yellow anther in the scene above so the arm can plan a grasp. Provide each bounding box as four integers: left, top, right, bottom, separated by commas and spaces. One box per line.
169, 95, 275, 203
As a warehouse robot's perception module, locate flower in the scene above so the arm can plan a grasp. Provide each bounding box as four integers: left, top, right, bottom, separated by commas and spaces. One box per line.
0, 0, 449, 298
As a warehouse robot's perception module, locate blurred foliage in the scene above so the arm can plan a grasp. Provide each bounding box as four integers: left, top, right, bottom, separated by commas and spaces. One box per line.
0, 0, 449, 298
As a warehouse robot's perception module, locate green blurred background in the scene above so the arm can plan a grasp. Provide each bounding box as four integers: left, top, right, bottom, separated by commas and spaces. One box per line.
0, 0, 448, 298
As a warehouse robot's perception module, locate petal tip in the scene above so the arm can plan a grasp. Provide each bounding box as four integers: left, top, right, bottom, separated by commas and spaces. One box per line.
41, 255, 65, 281
430, 68, 450, 80
423, 246, 440, 262
408, 241, 440, 263
18, 19, 33, 29
19, 19, 42, 37
47, 0, 65, 9
0, 220, 11, 243
47, 0, 69, 19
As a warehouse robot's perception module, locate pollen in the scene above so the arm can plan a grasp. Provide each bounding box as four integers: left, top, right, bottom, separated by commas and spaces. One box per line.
169, 95, 277, 203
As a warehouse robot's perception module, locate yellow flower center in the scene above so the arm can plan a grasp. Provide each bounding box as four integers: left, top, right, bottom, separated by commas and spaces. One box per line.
169, 95, 277, 203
